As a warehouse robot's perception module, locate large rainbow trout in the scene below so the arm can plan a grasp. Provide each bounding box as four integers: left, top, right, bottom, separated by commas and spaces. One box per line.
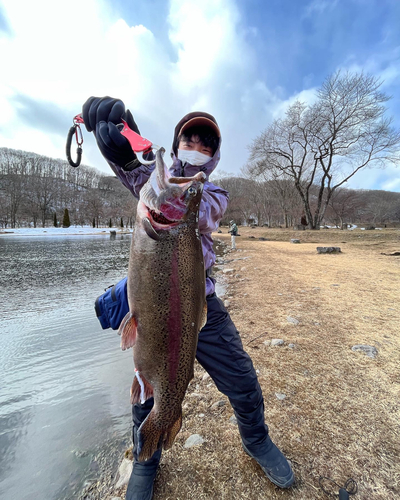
119, 148, 207, 461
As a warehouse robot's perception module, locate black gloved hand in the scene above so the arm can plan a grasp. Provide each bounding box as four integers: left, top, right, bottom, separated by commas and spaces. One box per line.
82, 96, 142, 171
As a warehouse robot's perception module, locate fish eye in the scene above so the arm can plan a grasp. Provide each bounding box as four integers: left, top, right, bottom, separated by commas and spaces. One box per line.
188, 187, 197, 195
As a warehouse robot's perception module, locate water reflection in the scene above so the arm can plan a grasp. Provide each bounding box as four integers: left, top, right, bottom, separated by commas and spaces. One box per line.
0, 235, 134, 500
0, 406, 32, 478
0, 235, 226, 499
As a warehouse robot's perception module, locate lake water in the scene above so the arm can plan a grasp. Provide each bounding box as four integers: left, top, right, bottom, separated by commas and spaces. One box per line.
0, 234, 225, 500
0, 235, 135, 500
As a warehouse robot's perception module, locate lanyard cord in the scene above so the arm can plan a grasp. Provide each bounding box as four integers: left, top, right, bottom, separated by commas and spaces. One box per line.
319, 476, 358, 498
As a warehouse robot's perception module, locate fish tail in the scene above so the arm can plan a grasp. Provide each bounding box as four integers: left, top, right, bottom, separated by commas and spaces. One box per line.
137, 410, 182, 462
163, 411, 182, 450
130, 370, 154, 404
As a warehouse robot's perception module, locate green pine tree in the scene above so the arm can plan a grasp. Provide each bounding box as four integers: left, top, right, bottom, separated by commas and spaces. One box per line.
53, 212, 58, 227
62, 208, 70, 228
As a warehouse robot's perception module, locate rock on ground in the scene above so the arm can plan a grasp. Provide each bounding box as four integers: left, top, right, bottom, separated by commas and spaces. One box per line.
351, 345, 378, 358
317, 246, 341, 254
115, 458, 133, 488
184, 434, 205, 448
211, 400, 226, 409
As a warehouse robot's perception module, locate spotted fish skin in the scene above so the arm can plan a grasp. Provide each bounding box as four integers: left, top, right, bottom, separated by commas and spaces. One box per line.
119, 148, 207, 461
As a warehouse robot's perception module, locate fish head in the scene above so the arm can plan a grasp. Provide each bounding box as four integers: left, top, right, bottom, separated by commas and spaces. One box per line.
138, 148, 206, 230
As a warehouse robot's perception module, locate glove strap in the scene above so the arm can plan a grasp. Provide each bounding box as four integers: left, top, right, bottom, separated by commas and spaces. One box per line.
123, 158, 142, 171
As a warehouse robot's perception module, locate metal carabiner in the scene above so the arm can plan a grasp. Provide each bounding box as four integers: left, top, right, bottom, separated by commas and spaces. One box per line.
66, 115, 84, 168
66, 113, 159, 167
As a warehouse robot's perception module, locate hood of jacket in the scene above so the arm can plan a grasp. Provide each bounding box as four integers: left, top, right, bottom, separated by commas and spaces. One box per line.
169, 111, 222, 179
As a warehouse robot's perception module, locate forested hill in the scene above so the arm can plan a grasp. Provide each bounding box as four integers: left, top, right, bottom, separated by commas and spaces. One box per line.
212, 176, 400, 229
1, 147, 400, 230
0, 147, 138, 229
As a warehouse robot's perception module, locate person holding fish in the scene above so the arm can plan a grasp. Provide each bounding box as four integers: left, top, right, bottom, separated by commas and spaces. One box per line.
82, 97, 295, 500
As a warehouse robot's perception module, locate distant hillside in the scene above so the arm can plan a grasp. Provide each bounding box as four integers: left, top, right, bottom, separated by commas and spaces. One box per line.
1, 147, 399, 229
0, 147, 137, 229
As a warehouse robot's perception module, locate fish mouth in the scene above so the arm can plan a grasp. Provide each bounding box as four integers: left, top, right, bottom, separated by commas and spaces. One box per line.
148, 208, 178, 226
139, 201, 182, 229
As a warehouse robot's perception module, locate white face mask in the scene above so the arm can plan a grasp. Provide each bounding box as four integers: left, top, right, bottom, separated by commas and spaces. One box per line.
178, 149, 211, 166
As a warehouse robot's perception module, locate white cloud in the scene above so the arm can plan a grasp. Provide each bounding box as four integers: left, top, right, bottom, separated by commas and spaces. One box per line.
0, 0, 398, 192
0, 0, 284, 175
168, 0, 246, 86
0, 0, 111, 101
272, 87, 318, 120
382, 177, 400, 191
302, 0, 339, 18
380, 164, 400, 191
340, 45, 400, 101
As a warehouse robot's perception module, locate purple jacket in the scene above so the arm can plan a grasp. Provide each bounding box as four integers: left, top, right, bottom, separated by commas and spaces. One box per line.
107, 112, 229, 296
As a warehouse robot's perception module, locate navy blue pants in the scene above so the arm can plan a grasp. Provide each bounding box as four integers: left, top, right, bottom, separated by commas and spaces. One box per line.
132, 293, 269, 459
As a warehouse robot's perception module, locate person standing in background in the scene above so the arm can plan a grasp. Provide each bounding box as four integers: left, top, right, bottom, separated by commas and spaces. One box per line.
229, 220, 238, 249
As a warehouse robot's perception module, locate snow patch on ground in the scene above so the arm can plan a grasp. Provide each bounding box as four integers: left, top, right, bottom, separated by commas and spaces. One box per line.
0, 226, 133, 236
321, 224, 382, 231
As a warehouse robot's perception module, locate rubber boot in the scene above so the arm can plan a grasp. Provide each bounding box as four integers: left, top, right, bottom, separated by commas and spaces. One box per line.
242, 435, 294, 488
126, 398, 161, 500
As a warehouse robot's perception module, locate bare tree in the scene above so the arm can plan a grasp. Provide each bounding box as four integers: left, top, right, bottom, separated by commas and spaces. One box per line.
391, 204, 400, 225
98, 175, 138, 226
213, 176, 254, 225
84, 189, 104, 228
0, 149, 28, 227
361, 190, 400, 226
27, 155, 60, 227
267, 177, 303, 227
256, 181, 278, 227
247, 71, 400, 229
0, 147, 109, 228
326, 188, 363, 228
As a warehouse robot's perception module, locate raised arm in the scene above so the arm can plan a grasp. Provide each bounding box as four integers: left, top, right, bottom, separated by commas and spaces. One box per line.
82, 96, 155, 199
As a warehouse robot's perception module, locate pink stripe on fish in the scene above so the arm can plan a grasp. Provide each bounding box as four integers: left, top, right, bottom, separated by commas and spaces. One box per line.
167, 248, 182, 385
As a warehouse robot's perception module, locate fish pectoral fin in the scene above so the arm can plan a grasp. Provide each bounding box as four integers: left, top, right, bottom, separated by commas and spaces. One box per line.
130, 371, 154, 404
137, 410, 182, 462
119, 312, 137, 350
143, 217, 160, 241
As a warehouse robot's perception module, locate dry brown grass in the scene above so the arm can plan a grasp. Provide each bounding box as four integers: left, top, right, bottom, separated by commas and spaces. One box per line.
114, 227, 400, 500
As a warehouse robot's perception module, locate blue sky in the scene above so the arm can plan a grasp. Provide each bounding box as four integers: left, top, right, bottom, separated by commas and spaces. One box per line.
0, 0, 399, 191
